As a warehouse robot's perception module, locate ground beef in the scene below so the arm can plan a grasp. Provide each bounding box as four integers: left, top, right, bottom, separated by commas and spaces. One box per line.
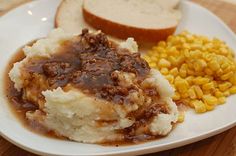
24, 29, 150, 104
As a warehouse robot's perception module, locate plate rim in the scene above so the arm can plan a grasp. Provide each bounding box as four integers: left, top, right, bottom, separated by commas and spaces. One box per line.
0, 0, 236, 156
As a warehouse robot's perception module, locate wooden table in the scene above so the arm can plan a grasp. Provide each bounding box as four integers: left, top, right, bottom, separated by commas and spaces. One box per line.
0, 0, 236, 155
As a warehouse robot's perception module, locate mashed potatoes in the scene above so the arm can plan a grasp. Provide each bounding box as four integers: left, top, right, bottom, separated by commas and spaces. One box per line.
9, 29, 178, 143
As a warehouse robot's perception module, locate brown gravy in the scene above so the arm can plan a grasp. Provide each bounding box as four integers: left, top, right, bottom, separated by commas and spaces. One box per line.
20, 30, 150, 105
4, 31, 173, 145
4, 41, 64, 140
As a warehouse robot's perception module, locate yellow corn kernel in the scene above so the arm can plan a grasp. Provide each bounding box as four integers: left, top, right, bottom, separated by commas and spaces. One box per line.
156, 47, 166, 53
199, 59, 207, 67
165, 75, 174, 84
221, 62, 229, 69
168, 47, 178, 55
179, 68, 187, 78
229, 86, 236, 94
218, 97, 226, 104
144, 31, 236, 113
218, 82, 232, 92
208, 60, 220, 71
229, 75, 236, 85
203, 90, 211, 95
215, 90, 224, 98
176, 56, 185, 66
220, 71, 234, 80
158, 58, 171, 68
173, 92, 181, 100
177, 113, 185, 123
187, 69, 195, 75
193, 85, 203, 98
181, 93, 189, 98
205, 75, 213, 81
193, 77, 209, 85
193, 63, 202, 72
181, 63, 188, 69
223, 91, 230, 97
220, 47, 229, 55
158, 41, 166, 47
160, 68, 169, 75
170, 67, 179, 77
205, 103, 215, 111
149, 62, 156, 68
189, 50, 201, 58
194, 59, 207, 71
160, 53, 167, 58
196, 71, 205, 76
175, 76, 182, 81
202, 82, 214, 91
202, 95, 218, 105
186, 76, 194, 84
168, 56, 178, 66
192, 100, 206, 113
217, 69, 224, 76
224, 66, 233, 74
203, 53, 212, 61
183, 49, 190, 58
204, 68, 214, 75
187, 61, 194, 69
188, 87, 197, 99
175, 79, 189, 93
151, 57, 159, 62
167, 35, 173, 41
212, 81, 218, 88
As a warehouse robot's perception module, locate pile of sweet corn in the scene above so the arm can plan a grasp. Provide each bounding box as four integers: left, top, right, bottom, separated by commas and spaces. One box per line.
143, 31, 236, 115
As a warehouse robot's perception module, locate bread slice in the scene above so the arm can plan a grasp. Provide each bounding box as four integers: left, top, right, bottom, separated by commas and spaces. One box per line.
82, 0, 181, 42
55, 0, 94, 34
55, 0, 181, 42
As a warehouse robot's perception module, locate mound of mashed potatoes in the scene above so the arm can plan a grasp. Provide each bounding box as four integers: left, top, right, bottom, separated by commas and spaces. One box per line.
9, 28, 178, 143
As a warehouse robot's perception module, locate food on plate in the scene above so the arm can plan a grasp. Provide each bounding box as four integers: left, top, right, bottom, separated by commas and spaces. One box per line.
7, 28, 178, 143
143, 31, 236, 113
56, 0, 182, 42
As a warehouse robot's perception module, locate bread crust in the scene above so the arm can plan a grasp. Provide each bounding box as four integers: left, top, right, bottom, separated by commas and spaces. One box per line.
54, 0, 65, 28
82, 7, 177, 43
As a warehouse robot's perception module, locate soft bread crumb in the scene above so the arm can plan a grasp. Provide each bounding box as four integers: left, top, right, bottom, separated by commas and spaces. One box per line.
84, 0, 181, 29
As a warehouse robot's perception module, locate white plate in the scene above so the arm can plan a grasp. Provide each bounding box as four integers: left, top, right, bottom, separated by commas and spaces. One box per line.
0, 0, 236, 155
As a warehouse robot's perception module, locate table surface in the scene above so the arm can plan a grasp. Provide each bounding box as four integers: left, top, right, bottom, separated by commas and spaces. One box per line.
0, 0, 236, 156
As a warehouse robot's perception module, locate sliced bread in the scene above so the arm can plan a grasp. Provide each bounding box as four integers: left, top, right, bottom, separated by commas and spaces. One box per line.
55, 0, 181, 42
82, 0, 181, 42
